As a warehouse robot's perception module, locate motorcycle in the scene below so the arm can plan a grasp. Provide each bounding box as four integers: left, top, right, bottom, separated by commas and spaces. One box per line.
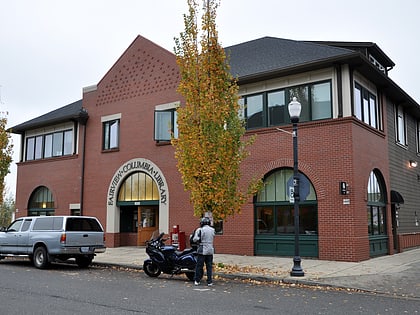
143, 231, 197, 281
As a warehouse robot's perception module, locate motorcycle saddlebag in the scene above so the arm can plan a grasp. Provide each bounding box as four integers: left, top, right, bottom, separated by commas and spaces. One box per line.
178, 254, 196, 268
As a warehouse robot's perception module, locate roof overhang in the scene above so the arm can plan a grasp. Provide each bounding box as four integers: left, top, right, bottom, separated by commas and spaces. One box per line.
9, 100, 87, 134
236, 52, 420, 118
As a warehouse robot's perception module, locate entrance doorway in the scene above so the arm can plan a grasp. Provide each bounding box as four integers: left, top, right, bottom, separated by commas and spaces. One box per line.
138, 206, 159, 245
391, 204, 399, 251
117, 170, 161, 246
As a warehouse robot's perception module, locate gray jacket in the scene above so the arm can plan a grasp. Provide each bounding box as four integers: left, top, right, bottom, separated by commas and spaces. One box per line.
193, 225, 215, 255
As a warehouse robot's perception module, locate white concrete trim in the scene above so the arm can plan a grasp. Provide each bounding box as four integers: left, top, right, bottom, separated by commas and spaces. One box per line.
83, 85, 97, 93
155, 101, 180, 111
101, 113, 122, 122
106, 158, 169, 235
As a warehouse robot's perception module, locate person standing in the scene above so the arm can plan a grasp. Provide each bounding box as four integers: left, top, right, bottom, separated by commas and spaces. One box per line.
193, 217, 215, 286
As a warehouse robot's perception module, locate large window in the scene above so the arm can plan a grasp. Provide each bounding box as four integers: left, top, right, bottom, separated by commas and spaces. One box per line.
28, 186, 55, 216
255, 169, 317, 235
367, 171, 386, 235
256, 205, 317, 235
246, 94, 264, 128
26, 137, 35, 160
396, 105, 407, 146
103, 119, 120, 150
25, 129, 73, 161
34, 135, 43, 159
267, 90, 285, 126
311, 82, 332, 120
243, 81, 332, 129
118, 172, 159, 202
354, 82, 381, 130
154, 109, 178, 141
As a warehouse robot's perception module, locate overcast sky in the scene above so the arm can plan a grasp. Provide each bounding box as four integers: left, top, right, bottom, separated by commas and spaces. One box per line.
1, 0, 419, 197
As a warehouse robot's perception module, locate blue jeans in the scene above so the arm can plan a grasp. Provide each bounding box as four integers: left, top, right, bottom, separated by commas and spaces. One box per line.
194, 254, 213, 284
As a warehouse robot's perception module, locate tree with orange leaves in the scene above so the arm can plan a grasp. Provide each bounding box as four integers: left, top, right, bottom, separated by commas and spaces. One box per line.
0, 111, 13, 206
173, 0, 260, 221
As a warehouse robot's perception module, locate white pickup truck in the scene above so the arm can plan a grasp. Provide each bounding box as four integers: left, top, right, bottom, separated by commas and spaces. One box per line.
0, 216, 106, 269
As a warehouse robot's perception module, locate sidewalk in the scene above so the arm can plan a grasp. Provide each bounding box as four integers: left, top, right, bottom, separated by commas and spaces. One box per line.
94, 246, 420, 299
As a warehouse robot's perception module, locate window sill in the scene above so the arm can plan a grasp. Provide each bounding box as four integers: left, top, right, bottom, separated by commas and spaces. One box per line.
395, 142, 408, 150
102, 148, 120, 153
155, 141, 171, 146
19, 154, 78, 164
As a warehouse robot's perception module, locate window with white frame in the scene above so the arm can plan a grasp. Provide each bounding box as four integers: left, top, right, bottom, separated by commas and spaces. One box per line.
102, 114, 121, 150
396, 105, 407, 146
154, 101, 179, 142
25, 129, 74, 161
353, 82, 381, 130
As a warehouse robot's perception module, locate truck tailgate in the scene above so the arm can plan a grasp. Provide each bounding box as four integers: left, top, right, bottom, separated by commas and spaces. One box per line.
65, 232, 104, 247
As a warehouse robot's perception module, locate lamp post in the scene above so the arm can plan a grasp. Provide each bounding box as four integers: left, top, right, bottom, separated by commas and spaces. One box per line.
288, 97, 304, 277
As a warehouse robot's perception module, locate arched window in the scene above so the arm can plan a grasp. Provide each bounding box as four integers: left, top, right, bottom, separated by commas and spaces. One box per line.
255, 168, 317, 235
257, 168, 316, 202
118, 172, 159, 202
28, 186, 55, 216
367, 170, 387, 235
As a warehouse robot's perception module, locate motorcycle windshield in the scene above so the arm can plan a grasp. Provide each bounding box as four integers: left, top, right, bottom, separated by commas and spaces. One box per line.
150, 230, 161, 241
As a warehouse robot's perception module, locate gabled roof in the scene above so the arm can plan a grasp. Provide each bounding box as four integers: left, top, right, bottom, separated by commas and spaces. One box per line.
226, 37, 357, 82
10, 99, 86, 134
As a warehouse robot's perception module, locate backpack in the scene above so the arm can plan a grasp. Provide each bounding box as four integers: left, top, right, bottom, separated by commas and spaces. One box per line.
189, 228, 201, 247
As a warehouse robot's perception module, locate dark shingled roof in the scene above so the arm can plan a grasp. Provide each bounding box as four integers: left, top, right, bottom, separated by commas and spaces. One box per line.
10, 37, 420, 133
10, 99, 85, 134
226, 37, 356, 81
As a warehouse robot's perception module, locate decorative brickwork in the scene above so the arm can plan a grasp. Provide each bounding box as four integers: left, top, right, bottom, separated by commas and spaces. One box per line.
96, 36, 179, 106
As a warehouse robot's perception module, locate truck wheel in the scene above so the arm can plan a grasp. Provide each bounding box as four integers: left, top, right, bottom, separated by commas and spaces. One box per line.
143, 261, 161, 277
33, 246, 49, 269
76, 256, 93, 268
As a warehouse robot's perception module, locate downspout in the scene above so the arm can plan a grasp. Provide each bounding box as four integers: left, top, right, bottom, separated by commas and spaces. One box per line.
336, 64, 343, 118
349, 66, 354, 115
78, 108, 89, 215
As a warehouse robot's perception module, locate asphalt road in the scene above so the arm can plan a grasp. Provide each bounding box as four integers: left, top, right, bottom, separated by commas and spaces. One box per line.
0, 260, 418, 315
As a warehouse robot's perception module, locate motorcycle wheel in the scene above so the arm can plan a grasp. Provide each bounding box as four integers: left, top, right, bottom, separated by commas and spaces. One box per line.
185, 272, 195, 281
143, 261, 161, 277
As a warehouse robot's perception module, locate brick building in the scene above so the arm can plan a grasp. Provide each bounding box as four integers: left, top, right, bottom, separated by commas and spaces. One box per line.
11, 36, 420, 262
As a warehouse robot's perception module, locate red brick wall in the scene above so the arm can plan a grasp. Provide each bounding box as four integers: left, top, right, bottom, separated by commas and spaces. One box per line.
106, 233, 120, 248
120, 233, 137, 246
211, 117, 389, 261
15, 155, 82, 216
398, 233, 420, 251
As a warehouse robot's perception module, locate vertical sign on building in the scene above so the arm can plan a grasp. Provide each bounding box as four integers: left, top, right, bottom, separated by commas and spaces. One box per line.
289, 186, 295, 203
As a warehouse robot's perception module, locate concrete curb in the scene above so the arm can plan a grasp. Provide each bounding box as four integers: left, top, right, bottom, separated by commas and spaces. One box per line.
92, 261, 375, 295
96, 260, 420, 300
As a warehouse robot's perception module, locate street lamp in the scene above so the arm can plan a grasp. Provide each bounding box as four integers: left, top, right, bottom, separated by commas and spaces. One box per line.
288, 97, 304, 277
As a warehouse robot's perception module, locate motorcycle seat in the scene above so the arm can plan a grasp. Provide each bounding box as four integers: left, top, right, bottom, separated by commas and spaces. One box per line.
175, 248, 195, 256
